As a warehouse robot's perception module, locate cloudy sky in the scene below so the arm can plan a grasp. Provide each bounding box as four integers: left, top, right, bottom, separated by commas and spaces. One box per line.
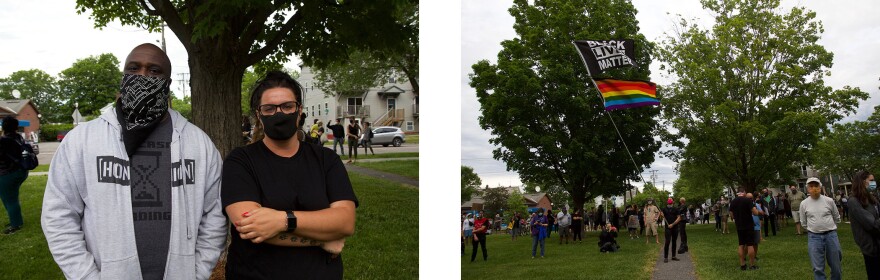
461, 0, 880, 192
0, 0, 300, 98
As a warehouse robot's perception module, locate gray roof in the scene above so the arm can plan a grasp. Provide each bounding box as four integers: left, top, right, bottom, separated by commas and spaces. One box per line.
0, 99, 37, 115
523, 193, 548, 204
461, 196, 484, 208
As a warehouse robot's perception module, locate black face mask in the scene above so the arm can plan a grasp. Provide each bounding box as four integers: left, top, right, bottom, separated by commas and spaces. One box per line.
116, 74, 171, 157
260, 111, 299, 140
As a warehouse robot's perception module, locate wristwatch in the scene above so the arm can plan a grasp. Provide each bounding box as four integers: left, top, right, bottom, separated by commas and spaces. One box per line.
286, 211, 298, 232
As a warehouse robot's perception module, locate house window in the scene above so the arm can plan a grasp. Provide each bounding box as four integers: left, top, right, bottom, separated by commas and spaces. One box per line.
317, 104, 321, 116
347, 98, 363, 115
389, 76, 396, 84
801, 165, 808, 177
406, 121, 414, 131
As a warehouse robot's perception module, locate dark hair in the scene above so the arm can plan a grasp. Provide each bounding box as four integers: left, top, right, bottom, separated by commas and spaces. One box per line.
248, 71, 304, 143
2, 116, 18, 135
249, 71, 303, 112
852, 171, 877, 207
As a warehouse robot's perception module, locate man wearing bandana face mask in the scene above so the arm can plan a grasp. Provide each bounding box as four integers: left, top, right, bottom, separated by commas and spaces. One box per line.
42, 43, 227, 280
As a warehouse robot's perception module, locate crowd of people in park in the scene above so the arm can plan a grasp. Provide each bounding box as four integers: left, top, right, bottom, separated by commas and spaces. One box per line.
461, 173, 880, 279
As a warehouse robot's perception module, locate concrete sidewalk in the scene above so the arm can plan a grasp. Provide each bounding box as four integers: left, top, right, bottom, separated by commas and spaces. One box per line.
652, 232, 697, 280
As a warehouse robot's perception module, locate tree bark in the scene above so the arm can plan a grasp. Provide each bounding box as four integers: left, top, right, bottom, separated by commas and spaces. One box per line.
189, 48, 245, 158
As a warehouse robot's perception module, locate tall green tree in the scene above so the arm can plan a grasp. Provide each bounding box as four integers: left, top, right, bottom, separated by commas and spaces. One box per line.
672, 159, 726, 204
58, 53, 122, 119
76, 0, 416, 156
461, 166, 482, 203
523, 181, 571, 210
171, 94, 192, 120
505, 188, 528, 218
658, 0, 868, 193
481, 187, 509, 218
471, 0, 661, 209
0, 69, 65, 122
812, 105, 880, 182
314, 1, 418, 97
629, 183, 671, 207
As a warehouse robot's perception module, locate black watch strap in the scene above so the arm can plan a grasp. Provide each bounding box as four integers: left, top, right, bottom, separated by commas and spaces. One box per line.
287, 211, 298, 232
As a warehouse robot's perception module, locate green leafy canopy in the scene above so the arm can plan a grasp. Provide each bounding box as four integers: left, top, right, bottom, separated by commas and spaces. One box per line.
471, 0, 661, 208
658, 0, 868, 193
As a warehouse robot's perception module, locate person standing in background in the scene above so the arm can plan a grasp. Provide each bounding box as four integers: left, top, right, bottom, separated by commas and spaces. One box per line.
0, 116, 28, 235
790, 185, 807, 235
846, 171, 880, 279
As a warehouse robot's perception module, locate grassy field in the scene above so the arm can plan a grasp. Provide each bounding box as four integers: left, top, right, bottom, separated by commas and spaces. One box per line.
0, 173, 418, 280
687, 222, 866, 279
461, 229, 659, 280
407, 134, 418, 144
354, 160, 419, 179
31, 164, 49, 173
351, 152, 418, 160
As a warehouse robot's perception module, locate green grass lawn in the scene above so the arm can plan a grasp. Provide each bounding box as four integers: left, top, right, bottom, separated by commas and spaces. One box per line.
354, 160, 419, 179
462, 230, 658, 280
350, 152, 418, 159
687, 222, 866, 279
0, 173, 417, 280
407, 134, 418, 144
31, 165, 49, 173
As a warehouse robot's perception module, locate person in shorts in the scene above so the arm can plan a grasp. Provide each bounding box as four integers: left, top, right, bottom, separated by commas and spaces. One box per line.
643, 198, 661, 244
730, 188, 760, 270
789, 185, 807, 235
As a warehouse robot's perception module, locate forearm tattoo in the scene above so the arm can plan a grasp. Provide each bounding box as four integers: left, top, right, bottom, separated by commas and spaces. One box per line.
275, 233, 322, 246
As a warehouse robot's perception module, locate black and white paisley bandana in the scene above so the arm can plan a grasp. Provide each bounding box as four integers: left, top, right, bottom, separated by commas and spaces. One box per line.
115, 74, 172, 156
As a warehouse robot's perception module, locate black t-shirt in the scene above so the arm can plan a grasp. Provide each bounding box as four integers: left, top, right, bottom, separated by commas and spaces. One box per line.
0, 134, 23, 174
221, 140, 359, 279
661, 206, 680, 225
729, 196, 755, 230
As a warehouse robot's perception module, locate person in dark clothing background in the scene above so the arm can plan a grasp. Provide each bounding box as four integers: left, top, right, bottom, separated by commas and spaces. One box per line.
846, 171, 880, 279
598, 224, 619, 253
0, 116, 28, 235
326, 118, 345, 156
661, 198, 681, 263
763, 188, 778, 237
730, 188, 760, 270
678, 197, 689, 254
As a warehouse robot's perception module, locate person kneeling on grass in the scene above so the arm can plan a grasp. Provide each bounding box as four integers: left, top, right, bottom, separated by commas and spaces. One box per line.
598, 225, 620, 253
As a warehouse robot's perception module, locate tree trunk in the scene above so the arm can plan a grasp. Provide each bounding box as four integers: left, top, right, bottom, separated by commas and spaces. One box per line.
189, 53, 245, 158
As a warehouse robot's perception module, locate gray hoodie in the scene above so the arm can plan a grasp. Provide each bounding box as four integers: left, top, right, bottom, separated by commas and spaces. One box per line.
41, 108, 227, 280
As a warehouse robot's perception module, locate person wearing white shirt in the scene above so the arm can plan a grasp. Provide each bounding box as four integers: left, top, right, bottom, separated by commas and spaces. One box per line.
556, 208, 572, 244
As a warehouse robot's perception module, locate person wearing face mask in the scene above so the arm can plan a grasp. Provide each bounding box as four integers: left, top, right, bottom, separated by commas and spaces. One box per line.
531, 209, 548, 258
41, 43, 227, 279
221, 71, 358, 279
847, 171, 880, 279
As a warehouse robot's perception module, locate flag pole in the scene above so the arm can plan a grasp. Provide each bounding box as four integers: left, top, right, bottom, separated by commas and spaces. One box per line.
572, 42, 651, 188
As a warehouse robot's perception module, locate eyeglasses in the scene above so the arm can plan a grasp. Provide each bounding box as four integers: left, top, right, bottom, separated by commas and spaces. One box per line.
258, 101, 298, 116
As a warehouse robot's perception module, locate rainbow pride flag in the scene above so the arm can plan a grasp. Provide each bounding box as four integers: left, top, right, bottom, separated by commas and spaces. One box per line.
594, 78, 659, 111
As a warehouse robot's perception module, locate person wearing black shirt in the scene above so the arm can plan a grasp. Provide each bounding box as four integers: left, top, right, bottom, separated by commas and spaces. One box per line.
0, 116, 27, 235
762, 188, 778, 237
678, 197, 689, 254
730, 188, 760, 270
326, 118, 345, 156
598, 225, 619, 253
222, 71, 359, 279
660, 198, 682, 263
346, 117, 360, 163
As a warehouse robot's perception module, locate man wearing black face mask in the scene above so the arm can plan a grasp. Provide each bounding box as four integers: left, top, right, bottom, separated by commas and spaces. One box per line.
42, 43, 227, 280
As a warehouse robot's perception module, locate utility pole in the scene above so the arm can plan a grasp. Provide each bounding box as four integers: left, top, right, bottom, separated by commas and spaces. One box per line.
650, 170, 658, 188
160, 25, 167, 52
177, 73, 190, 98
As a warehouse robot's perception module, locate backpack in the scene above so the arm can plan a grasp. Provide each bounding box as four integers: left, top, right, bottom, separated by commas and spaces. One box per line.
3, 136, 37, 171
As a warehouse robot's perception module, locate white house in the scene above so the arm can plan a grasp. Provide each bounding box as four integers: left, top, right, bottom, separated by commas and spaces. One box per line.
297, 65, 419, 132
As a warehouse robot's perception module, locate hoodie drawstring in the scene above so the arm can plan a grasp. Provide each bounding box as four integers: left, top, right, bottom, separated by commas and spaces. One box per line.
180, 137, 192, 239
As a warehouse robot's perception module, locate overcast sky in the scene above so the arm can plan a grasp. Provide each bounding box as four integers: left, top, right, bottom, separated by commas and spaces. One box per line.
461, 0, 880, 193
0, 0, 300, 98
